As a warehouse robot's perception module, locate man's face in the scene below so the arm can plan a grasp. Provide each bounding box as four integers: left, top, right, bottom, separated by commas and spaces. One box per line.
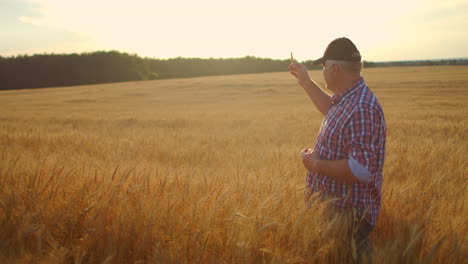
322, 61, 335, 90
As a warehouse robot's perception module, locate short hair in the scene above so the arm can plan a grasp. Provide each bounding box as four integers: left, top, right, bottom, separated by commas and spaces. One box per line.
325, 60, 362, 74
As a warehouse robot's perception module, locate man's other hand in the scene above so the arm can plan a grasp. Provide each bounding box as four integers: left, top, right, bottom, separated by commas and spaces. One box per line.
301, 148, 321, 173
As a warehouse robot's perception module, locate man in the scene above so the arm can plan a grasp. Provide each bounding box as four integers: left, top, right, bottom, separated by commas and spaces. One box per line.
289, 37, 386, 261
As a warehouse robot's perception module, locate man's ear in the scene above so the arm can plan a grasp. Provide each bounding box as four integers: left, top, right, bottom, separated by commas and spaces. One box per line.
332, 64, 338, 75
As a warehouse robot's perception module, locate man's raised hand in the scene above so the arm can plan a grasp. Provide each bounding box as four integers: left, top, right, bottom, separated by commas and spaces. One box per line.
289, 62, 312, 86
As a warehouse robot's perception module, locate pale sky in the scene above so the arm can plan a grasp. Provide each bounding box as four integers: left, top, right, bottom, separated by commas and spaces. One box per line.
1, 0, 467, 61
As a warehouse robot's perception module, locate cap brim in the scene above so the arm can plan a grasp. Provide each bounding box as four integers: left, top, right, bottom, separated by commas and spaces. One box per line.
312, 57, 326, 65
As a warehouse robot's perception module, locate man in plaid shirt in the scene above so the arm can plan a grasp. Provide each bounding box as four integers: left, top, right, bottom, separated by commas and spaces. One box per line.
289, 38, 386, 260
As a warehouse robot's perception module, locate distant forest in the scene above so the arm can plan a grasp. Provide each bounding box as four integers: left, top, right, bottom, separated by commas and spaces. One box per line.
1, 51, 467, 90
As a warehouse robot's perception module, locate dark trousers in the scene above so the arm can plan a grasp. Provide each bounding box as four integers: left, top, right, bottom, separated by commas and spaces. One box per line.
354, 220, 373, 264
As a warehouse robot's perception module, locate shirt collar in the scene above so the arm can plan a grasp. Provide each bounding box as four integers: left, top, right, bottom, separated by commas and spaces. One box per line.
331, 77, 365, 105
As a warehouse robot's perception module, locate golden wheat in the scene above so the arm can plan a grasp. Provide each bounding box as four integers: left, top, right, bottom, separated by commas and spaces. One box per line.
0, 66, 467, 263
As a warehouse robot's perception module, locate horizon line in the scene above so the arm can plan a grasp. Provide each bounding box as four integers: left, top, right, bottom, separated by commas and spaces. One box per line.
1, 50, 468, 63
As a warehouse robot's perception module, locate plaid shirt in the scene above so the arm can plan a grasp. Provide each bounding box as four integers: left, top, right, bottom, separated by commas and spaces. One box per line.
306, 78, 386, 226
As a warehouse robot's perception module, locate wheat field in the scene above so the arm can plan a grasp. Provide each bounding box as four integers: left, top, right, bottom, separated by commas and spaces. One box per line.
0, 66, 467, 263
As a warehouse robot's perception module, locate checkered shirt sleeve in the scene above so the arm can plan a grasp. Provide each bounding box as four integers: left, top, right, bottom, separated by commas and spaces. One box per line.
344, 105, 384, 177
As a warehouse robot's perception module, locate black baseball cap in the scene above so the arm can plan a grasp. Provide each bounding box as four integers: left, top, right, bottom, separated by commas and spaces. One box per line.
312, 37, 361, 65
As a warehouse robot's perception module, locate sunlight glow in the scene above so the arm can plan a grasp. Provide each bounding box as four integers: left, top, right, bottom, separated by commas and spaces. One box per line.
4, 0, 468, 60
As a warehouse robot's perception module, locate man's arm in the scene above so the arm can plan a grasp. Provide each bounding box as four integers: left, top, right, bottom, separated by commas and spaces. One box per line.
300, 149, 359, 184
315, 159, 361, 184
289, 63, 332, 116
300, 79, 333, 116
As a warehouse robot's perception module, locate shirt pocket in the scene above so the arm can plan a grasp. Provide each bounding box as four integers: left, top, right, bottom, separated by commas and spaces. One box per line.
321, 119, 350, 161
322, 118, 342, 147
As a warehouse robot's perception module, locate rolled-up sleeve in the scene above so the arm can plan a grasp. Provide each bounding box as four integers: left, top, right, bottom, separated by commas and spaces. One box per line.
348, 157, 372, 183
344, 105, 382, 178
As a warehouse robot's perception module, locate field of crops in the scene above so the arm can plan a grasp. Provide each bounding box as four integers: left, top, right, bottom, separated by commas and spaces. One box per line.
0, 66, 466, 263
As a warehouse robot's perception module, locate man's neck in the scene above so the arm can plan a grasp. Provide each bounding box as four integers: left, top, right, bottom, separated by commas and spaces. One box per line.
332, 76, 362, 95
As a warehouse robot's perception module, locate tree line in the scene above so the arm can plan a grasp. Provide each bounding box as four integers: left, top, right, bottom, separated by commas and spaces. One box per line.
0, 51, 467, 90
0, 51, 153, 90
0, 51, 303, 90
